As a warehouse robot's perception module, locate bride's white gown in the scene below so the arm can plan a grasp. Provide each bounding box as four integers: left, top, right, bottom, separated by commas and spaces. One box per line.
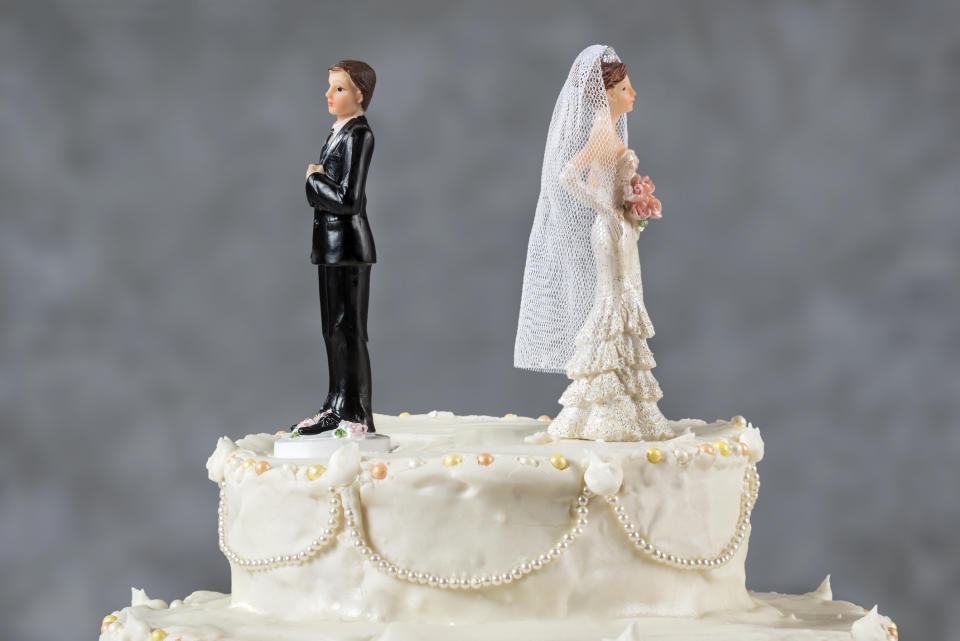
549, 148, 670, 441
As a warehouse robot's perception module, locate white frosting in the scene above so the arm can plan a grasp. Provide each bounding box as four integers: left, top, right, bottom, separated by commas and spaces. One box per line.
98, 588, 897, 641
851, 605, 894, 641
212, 414, 764, 623
583, 451, 624, 495
807, 574, 833, 601
98, 414, 897, 641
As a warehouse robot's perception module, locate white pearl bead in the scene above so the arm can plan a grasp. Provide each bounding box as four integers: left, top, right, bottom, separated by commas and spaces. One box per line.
396, 569, 408, 579
501, 573, 513, 584
428, 575, 439, 587
438, 577, 448, 588
572, 527, 583, 537
491, 574, 502, 586
576, 518, 588, 528
532, 559, 542, 570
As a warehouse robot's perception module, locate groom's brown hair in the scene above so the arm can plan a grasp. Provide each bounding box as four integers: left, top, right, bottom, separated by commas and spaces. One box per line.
328, 60, 377, 111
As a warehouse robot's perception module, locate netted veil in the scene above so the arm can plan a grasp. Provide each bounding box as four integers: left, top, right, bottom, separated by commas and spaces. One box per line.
514, 45, 628, 373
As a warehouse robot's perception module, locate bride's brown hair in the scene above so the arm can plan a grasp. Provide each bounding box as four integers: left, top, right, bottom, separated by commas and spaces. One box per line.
601, 61, 627, 90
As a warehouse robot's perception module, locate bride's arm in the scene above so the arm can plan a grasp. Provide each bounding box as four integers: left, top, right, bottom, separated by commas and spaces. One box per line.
557, 147, 614, 215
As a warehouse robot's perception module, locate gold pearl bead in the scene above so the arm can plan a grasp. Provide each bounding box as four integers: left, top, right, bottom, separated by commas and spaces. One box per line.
242, 459, 255, 470
370, 463, 387, 480
443, 454, 463, 467
100, 615, 117, 634
307, 464, 326, 480
503, 413, 517, 418
150, 630, 168, 641
538, 414, 551, 421
477, 453, 495, 466
399, 411, 411, 417
645, 447, 663, 464
254, 460, 271, 475
730, 415, 747, 427
275, 429, 287, 435
715, 441, 731, 457
549, 454, 568, 470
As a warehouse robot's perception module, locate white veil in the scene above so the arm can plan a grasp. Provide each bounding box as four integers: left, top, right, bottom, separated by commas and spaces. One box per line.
514, 45, 628, 373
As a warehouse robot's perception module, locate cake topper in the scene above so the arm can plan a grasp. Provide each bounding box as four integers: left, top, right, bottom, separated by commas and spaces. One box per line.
515, 45, 669, 441
293, 59, 378, 436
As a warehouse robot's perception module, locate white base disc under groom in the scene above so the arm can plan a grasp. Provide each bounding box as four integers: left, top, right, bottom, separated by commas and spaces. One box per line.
515, 45, 670, 441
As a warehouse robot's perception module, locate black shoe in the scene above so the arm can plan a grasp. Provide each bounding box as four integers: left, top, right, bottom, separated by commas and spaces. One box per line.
291, 408, 340, 435
296, 410, 341, 435
338, 410, 376, 434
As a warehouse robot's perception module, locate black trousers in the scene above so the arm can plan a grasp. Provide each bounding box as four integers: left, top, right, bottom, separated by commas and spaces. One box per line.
318, 264, 374, 431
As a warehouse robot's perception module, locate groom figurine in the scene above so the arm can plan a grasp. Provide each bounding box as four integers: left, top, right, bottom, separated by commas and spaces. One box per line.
296, 60, 377, 435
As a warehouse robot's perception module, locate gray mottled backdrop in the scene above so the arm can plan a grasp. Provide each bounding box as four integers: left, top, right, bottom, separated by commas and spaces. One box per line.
2, 1, 957, 639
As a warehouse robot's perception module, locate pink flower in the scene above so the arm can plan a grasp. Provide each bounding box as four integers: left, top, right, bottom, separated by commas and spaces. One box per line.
345, 421, 369, 436
624, 174, 662, 221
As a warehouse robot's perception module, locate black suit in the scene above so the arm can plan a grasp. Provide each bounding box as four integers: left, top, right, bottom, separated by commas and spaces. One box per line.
305, 115, 376, 431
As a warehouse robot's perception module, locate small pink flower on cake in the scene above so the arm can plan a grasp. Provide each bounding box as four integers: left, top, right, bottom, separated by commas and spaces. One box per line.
344, 421, 368, 437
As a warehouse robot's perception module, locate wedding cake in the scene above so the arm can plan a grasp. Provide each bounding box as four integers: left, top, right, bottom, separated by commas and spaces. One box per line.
98, 413, 897, 641
97, 45, 897, 641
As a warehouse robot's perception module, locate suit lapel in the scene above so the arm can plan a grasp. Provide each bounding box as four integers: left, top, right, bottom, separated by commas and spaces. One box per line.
318, 116, 366, 163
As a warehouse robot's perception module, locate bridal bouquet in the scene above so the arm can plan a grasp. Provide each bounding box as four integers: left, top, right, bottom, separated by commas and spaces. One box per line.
623, 174, 662, 229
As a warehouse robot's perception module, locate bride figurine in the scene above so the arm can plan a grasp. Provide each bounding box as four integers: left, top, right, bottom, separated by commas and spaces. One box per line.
515, 45, 670, 441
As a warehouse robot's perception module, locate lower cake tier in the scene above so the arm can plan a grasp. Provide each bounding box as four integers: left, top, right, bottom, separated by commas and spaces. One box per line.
207, 413, 766, 623
98, 584, 899, 641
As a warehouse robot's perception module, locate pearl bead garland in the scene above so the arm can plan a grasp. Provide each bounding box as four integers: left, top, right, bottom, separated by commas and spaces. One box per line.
217, 482, 342, 571
216, 461, 760, 580
604, 464, 760, 570
347, 485, 595, 589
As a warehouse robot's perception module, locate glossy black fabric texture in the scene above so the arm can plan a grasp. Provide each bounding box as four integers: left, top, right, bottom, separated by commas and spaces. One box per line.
306, 115, 376, 265
317, 264, 375, 432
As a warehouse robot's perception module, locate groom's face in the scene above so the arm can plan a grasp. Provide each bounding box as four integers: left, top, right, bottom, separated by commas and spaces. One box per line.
607, 75, 637, 115
325, 70, 364, 118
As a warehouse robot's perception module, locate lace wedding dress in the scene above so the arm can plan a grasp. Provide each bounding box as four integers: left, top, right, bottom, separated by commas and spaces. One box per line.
515, 45, 669, 441
549, 148, 670, 441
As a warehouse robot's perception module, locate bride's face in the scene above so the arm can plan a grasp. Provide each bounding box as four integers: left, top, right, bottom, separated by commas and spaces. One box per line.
607, 75, 636, 115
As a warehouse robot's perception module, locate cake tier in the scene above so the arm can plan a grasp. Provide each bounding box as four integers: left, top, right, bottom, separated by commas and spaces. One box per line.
206, 413, 766, 624
97, 583, 899, 641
